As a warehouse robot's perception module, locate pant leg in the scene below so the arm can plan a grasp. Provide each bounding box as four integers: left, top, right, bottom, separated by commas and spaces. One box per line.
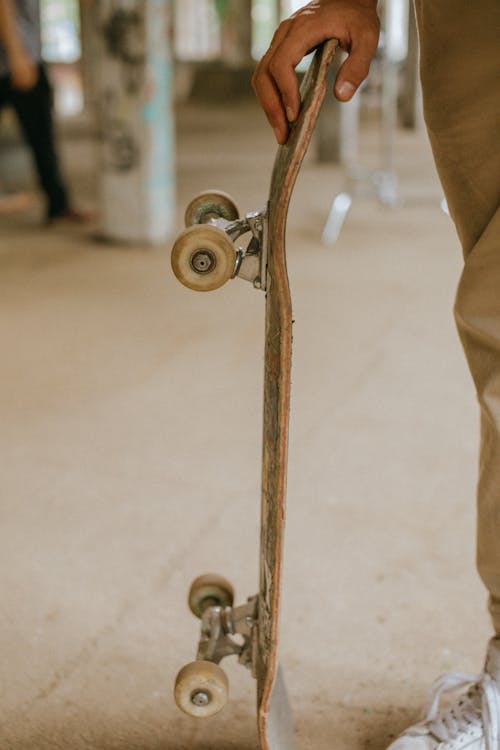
9, 64, 69, 217
414, 0, 500, 631
0, 74, 9, 111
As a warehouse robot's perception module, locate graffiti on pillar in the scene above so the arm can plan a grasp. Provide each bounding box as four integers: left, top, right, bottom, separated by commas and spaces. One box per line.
96, 1, 146, 174
95, 0, 174, 241
214, 0, 229, 21
100, 89, 140, 172
101, 4, 146, 95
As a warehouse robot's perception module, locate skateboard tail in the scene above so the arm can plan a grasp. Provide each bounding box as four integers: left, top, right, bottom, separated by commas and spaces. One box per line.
259, 665, 297, 750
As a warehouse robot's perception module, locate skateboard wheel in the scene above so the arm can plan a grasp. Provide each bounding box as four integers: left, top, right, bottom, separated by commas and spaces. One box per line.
184, 190, 239, 227
188, 573, 234, 618
174, 660, 229, 718
171, 225, 236, 292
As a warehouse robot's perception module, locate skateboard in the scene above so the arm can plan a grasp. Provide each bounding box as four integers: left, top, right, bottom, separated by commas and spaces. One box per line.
171, 39, 338, 749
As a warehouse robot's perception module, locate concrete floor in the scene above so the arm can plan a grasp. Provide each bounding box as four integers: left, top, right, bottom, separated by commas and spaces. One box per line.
0, 99, 491, 750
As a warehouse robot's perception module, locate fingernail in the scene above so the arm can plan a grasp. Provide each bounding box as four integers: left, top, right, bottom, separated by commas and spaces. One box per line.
273, 126, 282, 143
337, 82, 356, 100
286, 106, 295, 122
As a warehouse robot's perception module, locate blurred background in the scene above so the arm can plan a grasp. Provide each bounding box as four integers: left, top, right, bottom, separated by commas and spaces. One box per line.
0, 2, 487, 750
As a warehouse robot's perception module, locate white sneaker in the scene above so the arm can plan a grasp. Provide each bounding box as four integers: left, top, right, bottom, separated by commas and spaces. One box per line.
387, 639, 500, 750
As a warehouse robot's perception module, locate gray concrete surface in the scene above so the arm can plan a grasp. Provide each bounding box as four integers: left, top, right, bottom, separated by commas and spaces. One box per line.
0, 99, 490, 750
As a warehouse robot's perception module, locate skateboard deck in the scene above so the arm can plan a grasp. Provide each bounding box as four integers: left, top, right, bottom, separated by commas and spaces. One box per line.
257, 38, 338, 750
171, 38, 338, 750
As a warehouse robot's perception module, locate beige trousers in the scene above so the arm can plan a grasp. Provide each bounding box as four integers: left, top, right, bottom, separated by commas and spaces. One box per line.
414, 1, 500, 631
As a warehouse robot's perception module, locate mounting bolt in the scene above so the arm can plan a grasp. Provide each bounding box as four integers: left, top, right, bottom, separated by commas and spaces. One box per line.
191, 690, 211, 707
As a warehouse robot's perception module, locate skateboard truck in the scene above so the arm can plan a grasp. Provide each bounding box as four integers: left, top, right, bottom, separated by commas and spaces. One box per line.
230, 209, 268, 291
171, 190, 268, 293
174, 574, 258, 718
196, 596, 257, 668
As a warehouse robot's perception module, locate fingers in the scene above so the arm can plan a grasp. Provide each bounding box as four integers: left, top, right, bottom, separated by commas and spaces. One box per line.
253, 2, 380, 143
267, 27, 328, 121
255, 70, 289, 144
253, 23, 330, 144
334, 30, 379, 101
252, 21, 294, 145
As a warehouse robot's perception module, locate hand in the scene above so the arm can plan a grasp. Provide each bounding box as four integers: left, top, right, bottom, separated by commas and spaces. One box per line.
252, 0, 380, 144
10, 49, 38, 91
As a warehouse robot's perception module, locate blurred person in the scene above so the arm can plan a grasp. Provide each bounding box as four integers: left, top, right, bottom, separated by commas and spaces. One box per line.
253, 2, 500, 749
0, 0, 85, 223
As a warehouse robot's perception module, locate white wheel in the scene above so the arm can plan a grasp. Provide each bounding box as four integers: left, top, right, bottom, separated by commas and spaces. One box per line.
171, 225, 236, 292
184, 190, 239, 227
188, 573, 234, 618
174, 660, 229, 718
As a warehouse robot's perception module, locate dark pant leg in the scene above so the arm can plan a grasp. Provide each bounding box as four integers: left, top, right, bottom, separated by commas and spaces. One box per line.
9, 64, 69, 217
0, 74, 9, 112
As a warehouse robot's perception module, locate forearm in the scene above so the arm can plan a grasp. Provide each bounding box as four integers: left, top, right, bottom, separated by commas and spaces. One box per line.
0, 0, 28, 62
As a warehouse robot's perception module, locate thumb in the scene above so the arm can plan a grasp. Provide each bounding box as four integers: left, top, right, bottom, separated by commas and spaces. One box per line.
334, 39, 377, 101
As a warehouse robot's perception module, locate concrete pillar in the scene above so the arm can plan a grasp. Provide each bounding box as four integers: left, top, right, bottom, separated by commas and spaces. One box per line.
400, 0, 419, 129
95, 0, 175, 243
79, 1, 100, 115
216, 0, 253, 67
173, 0, 220, 61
